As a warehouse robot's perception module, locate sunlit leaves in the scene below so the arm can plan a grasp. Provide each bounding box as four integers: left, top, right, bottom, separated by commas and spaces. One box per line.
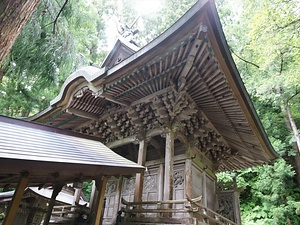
0, 0, 108, 117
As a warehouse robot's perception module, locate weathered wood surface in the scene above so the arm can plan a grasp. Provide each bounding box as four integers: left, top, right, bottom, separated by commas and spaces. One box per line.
43, 183, 64, 225
164, 131, 174, 203
94, 176, 107, 225
120, 195, 237, 225
134, 139, 147, 202
0, 0, 40, 66
33, 0, 277, 172
2, 174, 29, 225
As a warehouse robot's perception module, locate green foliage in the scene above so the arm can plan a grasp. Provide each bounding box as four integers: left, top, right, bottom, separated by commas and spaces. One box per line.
218, 159, 300, 224
216, 0, 300, 223
82, 181, 93, 201
1, 0, 300, 224
0, 0, 108, 117
136, 0, 197, 45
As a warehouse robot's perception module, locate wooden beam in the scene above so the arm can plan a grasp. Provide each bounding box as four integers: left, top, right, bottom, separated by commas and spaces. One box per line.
131, 87, 172, 106
66, 107, 99, 120
180, 23, 207, 78
102, 93, 130, 106
43, 183, 64, 225
107, 128, 163, 148
134, 139, 147, 203
3, 173, 29, 225
107, 136, 136, 148
94, 176, 107, 225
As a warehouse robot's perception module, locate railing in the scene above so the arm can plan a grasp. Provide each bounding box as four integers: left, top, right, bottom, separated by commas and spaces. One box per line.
51, 205, 89, 224
121, 196, 238, 225
186, 196, 238, 225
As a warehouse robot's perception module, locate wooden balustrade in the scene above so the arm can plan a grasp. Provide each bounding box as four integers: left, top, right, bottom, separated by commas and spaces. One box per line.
120, 196, 238, 225
50, 205, 89, 224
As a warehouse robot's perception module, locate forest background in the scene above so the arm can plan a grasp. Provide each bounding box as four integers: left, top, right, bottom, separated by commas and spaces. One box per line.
1, 0, 300, 224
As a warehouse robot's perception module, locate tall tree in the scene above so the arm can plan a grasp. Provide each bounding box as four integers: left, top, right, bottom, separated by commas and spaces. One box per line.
0, 0, 108, 117
216, 0, 300, 223
0, 0, 41, 68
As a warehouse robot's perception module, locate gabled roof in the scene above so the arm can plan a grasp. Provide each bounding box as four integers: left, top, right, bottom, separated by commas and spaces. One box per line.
0, 115, 144, 187
30, 0, 277, 171
101, 36, 140, 69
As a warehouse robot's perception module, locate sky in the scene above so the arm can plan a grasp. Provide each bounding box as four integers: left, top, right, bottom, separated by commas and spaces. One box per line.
105, 0, 162, 49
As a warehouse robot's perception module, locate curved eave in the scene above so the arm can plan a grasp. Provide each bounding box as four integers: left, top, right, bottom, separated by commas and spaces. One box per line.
29, 0, 277, 166
205, 1, 278, 160
51, 66, 106, 106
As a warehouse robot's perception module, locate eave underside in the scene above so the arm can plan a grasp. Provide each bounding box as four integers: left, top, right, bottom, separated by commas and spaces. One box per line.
35, 17, 273, 172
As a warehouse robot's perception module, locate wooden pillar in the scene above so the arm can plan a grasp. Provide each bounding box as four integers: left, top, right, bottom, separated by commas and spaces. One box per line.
94, 176, 107, 225
89, 180, 97, 213
185, 158, 192, 198
134, 139, 147, 202
158, 163, 164, 201
111, 176, 123, 223
163, 131, 174, 201
73, 188, 81, 205
202, 171, 207, 207
43, 183, 64, 225
71, 184, 82, 220
72, 182, 82, 206
3, 173, 29, 225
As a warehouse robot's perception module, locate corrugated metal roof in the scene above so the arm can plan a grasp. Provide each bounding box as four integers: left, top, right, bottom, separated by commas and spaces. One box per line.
0, 115, 144, 186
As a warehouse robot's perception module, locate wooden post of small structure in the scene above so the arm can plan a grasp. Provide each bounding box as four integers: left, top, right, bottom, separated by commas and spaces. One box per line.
134, 139, 147, 203
71, 182, 82, 221
94, 176, 107, 225
163, 130, 174, 217
111, 176, 123, 224
3, 173, 29, 225
43, 183, 64, 225
89, 180, 97, 213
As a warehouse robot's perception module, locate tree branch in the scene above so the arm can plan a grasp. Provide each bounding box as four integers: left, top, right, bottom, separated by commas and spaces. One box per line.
277, 18, 300, 30
52, 0, 69, 34
286, 87, 300, 104
229, 46, 260, 68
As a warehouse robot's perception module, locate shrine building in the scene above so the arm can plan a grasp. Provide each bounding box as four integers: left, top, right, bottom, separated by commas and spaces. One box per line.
26, 0, 277, 224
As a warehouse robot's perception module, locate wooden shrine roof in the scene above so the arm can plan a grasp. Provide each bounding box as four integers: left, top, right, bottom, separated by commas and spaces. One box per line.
0, 115, 144, 187
30, 0, 277, 171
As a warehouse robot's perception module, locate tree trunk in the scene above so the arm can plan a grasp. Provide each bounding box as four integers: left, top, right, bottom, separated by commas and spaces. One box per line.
0, 0, 40, 65
286, 104, 300, 152
281, 103, 300, 185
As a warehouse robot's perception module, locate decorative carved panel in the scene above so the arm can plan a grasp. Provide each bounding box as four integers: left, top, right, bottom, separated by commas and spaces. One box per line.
105, 180, 117, 195
217, 191, 237, 223
122, 177, 135, 194
143, 175, 157, 191
173, 171, 184, 189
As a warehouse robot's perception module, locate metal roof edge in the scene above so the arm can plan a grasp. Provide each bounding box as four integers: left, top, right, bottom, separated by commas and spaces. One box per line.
0, 115, 103, 142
